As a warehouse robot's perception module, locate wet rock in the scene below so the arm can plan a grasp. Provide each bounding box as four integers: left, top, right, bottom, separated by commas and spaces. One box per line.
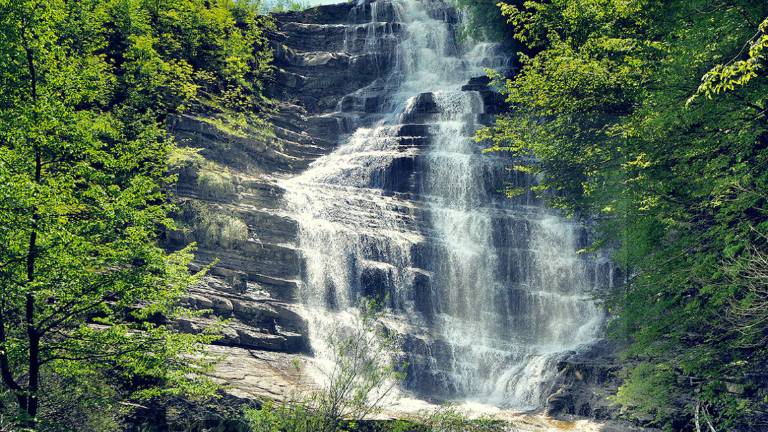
360, 266, 390, 301
411, 271, 434, 319
401, 335, 460, 400
546, 340, 623, 421
461, 76, 491, 91
547, 386, 575, 414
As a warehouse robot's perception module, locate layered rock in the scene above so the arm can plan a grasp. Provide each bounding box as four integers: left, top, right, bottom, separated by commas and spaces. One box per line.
167, 0, 512, 359
167, 1, 401, 357
545, 340, 624, 420
166, 1, 624, 426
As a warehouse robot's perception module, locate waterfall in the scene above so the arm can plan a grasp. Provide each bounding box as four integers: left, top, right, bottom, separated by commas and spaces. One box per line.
280, 0, 610, 410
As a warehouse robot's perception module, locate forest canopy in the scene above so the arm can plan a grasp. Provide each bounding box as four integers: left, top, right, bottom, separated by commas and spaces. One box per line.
0, 0, 273, 429
481, 0, 768, 430
2, 0, 767, 430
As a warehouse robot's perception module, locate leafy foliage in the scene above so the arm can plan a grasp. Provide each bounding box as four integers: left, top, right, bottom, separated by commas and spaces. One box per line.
263, 0, 311, 13
0, 0, 273, 429
692, 17, 768, 102
611, 363, 676, 425
450, 0, 515, 44
481, 0, 768, 429
246, 300, 405, 432
407, 406, 505, 432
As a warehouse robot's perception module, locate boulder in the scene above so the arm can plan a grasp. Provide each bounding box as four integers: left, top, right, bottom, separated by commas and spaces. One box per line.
212, 296, 235, 314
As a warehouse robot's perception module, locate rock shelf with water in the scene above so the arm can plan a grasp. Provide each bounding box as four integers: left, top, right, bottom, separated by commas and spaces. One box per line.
170, 0, 618, 423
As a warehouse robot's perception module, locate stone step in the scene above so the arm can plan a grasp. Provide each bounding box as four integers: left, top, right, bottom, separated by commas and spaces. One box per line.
276, 21, 403, 54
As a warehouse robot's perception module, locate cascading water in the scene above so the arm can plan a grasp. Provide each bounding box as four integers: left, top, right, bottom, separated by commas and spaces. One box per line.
281, 0, 612, 410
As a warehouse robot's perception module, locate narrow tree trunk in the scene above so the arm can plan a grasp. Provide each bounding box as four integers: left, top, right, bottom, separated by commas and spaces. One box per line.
21, 150, 41, 429
26, 332, 40, 428
0, 303, 25, 412
22, 34, 41, 429
694, 400, 702, 432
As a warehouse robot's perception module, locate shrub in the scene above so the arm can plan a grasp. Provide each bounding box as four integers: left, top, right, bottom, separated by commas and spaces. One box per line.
180, 201, 249, 249
170, 146, 205, 170
611, 363, 677, 425
197, 163, 237, 200
245, 300, 404, 432
201, 213, 249, 249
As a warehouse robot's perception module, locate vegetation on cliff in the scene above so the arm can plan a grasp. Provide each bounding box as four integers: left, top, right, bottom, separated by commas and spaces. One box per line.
479, 0, 768, 430
0, 0, 273, 429
451, 0, 513, 44
3, 0, 766, 430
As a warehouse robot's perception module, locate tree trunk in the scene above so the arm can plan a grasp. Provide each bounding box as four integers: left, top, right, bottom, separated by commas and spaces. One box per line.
21, 151, 41, 429
25, 332, 40, 429
22, 35, 41, 428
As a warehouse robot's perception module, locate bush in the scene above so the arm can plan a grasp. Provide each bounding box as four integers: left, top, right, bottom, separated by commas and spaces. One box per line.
245, 300, 403, 432
386, 406, 505, 432
180, 201, 249, 249
0, 371, 126, 432
202, 213, 249, 249
170, 149, 238, 200
197, 162, 237, 200
611, 363, 677, 425
170, 146, 205, 171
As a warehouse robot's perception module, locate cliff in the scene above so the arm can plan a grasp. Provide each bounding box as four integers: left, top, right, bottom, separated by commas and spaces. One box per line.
162, 1, 625, 427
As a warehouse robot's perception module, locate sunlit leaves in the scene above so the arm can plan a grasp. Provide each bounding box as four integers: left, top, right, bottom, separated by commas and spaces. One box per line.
482, 0, 768, 428
691, 18, 768, 102
0, 0, 274, 427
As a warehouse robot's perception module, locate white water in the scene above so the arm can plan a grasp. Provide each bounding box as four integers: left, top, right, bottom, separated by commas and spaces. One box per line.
281, 0, 609, 410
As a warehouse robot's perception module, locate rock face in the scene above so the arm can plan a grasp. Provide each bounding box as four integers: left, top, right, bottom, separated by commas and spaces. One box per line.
545, 341, 624, 420
168, 1, 398, 357
168, 0, 621, 424
271, 0, 614, 412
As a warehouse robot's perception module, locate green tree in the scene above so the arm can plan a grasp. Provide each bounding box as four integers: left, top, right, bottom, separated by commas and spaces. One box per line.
246, 300, 404, 432
263, 0, 309, 13
481, 0, 768, 429
450, 0, 515, 43
0, 0, 274, 429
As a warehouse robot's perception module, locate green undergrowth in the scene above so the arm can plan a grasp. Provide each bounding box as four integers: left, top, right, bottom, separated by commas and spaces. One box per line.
179, 201, 250, 249
478, 0, 768, 429
245, 404, 506, 432
170, 147, 239, 201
